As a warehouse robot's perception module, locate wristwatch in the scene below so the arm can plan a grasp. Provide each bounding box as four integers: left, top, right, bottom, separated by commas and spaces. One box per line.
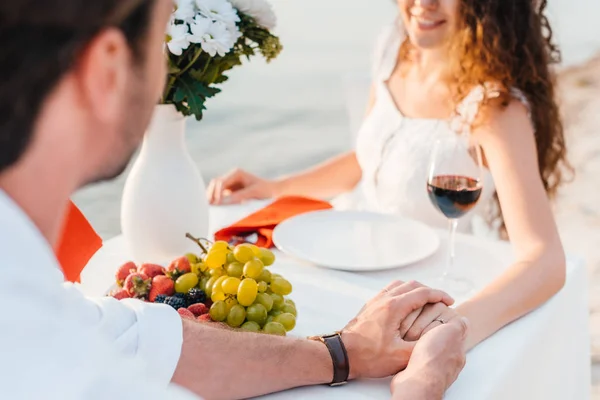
308, 331, 350, 386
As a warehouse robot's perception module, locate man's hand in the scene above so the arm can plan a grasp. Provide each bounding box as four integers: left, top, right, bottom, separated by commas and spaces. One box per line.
341, 281, 455, 379
391, 317, 469, 400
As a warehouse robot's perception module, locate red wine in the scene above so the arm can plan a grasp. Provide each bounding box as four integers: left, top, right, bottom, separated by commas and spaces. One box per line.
427, 175, 482, 219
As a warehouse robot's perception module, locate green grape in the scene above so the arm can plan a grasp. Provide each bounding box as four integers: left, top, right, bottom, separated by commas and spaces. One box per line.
209, 267, 225, 278
225, 297, 239, 313
282, 304, 297, 316
211, 290, 225, 302
226, 252, 237, 264
226, 304, 246, 328
285, 298, 296, 307
274, 313, 296, 331
263, 322, 286, 336
212, 275, 228, 292
199, 276, 210, 292
257, 269, 272, 283
210, 241, 230, 252
209, 301, 227, 322
226, 262, 244, 278
265, 315, 275, 324
222, 277, 241, 295
204, 276, 218, 297
205, 250, 227, 269
247, 244, 260, 256
269, 310, 282, 318
237, 278, 258, 306
243, 259, 264, 279
175, 273, 199, 293
259, 248, 275, 266
186, 253, 199, 264
233, 244, 255, 263
191, 262, 207, 275
271, 277, 292, 296
254, 293, 274, 312
240, 321, 261, 332
270, 293, 284, 311
246, 303, 268, 326
257, 281, 268, 293
272, 273, 282, 279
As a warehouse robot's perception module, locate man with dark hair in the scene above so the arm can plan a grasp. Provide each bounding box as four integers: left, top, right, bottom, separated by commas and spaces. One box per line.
0, 1, 467, 398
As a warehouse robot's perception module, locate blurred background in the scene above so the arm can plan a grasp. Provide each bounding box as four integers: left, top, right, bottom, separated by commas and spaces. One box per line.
74, 0, 600, 394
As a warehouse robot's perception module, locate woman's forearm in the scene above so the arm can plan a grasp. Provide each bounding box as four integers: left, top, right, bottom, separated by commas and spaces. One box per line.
273, 151, 362, 199
457, 244, 566, 349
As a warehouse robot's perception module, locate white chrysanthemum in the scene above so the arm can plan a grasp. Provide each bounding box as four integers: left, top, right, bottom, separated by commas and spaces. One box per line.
167, 23, 191, 56
189, 17, 235, 57
174, 0, 196, 22
195, 0, 240, 27
228, 0, 276, 30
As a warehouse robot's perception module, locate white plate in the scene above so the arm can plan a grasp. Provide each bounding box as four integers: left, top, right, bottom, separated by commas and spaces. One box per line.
273, 210, 440, 271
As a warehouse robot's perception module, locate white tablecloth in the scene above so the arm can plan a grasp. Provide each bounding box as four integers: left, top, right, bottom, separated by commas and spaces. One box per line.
80, 203, 591, 400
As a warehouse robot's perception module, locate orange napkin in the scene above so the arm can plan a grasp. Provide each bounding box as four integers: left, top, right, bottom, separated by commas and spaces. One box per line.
56, 202, 103, 283
214, 196, 333, 248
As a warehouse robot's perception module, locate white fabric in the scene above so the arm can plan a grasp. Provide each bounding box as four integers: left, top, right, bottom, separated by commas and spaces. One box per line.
80, 203, 591, 400
0, 190, 198, 400
336, 24, 530, 234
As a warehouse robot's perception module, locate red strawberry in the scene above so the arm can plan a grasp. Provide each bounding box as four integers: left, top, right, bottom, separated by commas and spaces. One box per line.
116, 261, 137, 287
148, 275, 175, 302
188, 303, 208, 317
197, 314, 212, 322
112, 289, 131, 300
124, 272, 151, 298
138, 263, 165, 279
177, 308, 195, 320
166, 256, 192, 279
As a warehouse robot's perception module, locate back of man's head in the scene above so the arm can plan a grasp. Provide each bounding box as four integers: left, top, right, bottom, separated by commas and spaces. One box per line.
0, 0, 157, 176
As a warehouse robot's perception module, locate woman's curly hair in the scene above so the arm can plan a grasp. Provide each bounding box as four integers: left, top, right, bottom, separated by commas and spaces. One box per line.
399, 0, 571, 235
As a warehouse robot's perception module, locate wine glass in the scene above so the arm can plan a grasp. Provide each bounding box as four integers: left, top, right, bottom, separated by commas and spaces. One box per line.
427, 136, 483, 296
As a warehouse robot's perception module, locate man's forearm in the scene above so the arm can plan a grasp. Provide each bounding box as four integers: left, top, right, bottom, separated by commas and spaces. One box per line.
172, 320, 333, 400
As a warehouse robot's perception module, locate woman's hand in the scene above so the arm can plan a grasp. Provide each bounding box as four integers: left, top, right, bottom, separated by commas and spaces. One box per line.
207, 169, 279, 205
399, 303, 462, 342
342, 280, 455, 379
391, 317, 468, 400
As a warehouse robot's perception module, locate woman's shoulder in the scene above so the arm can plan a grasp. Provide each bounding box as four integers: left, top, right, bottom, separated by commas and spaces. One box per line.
453, 84, 532, 135
371, 21, 403, 79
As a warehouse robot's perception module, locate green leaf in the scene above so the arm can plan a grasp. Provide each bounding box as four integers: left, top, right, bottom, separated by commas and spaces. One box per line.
172, 76, 208, 120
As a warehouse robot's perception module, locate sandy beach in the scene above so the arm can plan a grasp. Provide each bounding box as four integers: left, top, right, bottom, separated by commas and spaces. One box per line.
555, 56, 600, 396
73, 0, 600, 395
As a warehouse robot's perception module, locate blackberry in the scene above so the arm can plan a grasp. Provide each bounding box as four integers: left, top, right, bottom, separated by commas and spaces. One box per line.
165, 296, 187, 310
154, 294, 168, 304
173, 293, 189, 307
186, 288, 207, 305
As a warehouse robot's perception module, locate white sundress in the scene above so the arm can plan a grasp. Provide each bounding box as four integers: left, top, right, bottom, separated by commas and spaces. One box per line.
334, 24, 530, 235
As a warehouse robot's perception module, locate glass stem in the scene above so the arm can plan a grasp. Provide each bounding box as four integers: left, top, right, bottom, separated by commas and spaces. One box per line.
444, 219, 459, 278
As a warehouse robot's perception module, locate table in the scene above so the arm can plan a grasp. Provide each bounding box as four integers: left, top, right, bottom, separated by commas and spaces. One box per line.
80, 203, 591, 400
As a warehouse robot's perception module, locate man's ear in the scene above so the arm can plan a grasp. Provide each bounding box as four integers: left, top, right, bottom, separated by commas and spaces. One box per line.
73, 28, 132, 123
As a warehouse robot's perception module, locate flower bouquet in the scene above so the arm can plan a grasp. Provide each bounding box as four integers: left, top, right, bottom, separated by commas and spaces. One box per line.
163, 0, 282, 120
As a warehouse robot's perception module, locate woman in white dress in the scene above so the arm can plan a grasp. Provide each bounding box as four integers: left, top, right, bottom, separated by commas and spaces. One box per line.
208, 0, 570, 350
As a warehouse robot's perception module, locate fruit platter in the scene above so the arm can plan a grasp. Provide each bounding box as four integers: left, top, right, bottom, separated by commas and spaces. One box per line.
109, 234, 297, 335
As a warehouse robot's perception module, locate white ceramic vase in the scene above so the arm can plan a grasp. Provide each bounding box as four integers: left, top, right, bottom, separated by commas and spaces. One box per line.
121, 104, 209, 263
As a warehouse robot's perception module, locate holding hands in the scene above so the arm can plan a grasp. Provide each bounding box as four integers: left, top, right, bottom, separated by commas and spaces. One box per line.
341, 280, 467, 399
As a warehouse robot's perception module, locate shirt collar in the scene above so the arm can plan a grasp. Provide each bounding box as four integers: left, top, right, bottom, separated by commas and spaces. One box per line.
0, 189, 63, 276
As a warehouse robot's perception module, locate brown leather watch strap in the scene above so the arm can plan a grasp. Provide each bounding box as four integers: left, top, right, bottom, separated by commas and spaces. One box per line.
310, 332, 350, 386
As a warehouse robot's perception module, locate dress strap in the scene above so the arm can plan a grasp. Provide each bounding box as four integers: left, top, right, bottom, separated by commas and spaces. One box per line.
371, 23, 403, 83
450, 84, 531, 135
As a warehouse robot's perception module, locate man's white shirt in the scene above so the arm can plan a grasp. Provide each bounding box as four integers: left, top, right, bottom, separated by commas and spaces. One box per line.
0, 190, 199, 399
